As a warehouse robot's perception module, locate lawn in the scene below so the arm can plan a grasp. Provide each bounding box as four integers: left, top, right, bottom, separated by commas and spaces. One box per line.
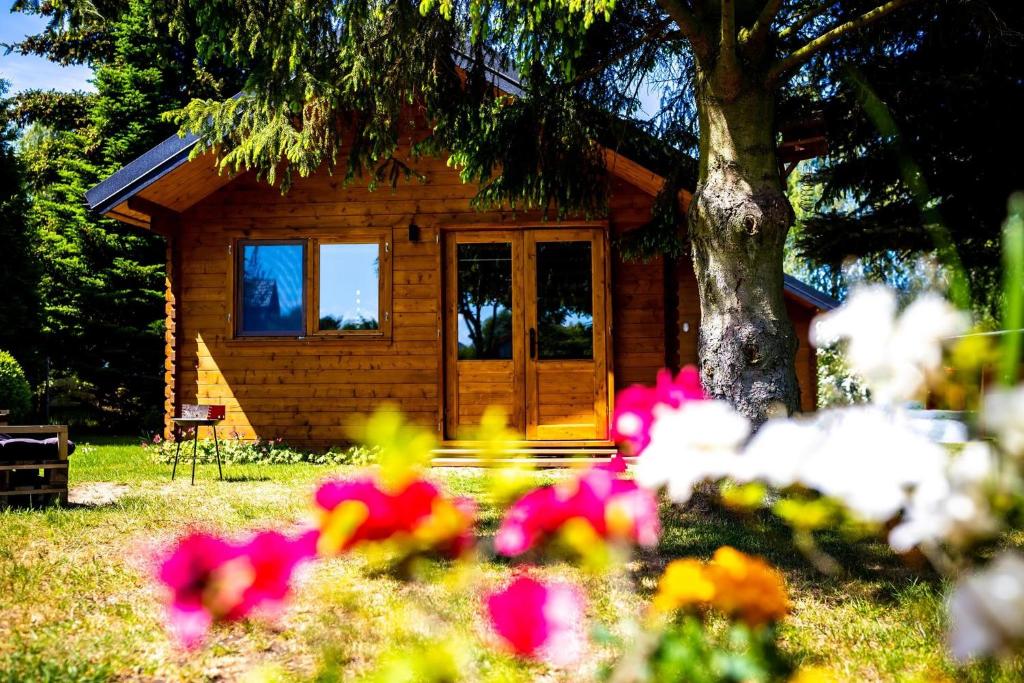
0, 439, 1019, 682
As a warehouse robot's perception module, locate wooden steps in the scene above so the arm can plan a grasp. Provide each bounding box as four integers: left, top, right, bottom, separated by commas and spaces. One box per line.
430, 447, 626, 468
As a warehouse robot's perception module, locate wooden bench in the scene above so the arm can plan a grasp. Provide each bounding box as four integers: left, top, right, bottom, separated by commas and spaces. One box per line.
0, 425, 70, 506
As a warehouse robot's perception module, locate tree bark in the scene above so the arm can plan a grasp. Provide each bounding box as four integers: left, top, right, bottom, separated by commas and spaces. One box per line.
689, 70, 800, 424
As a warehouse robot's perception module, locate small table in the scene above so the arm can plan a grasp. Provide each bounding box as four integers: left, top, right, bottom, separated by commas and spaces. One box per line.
171, 418, 223, 485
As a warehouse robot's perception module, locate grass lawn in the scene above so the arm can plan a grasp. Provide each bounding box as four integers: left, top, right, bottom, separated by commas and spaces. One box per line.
0, 439, 1020, 682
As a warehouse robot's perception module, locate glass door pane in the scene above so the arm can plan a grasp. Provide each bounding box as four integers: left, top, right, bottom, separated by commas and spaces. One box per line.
456, 242, 514, 360
536, 241, 593, 359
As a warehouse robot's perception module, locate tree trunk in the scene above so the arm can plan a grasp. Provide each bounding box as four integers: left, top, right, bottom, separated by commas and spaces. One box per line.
689, 72, 800, 424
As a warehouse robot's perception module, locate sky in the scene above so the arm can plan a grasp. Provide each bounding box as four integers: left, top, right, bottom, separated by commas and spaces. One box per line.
1, 10, 94, 94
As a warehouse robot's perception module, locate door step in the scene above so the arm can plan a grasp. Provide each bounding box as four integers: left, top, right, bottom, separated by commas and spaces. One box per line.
430, 447, 625, 469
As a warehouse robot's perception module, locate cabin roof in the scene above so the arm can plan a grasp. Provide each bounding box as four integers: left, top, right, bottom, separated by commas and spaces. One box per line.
783, 274, 839, 311
85, 56, 836, 312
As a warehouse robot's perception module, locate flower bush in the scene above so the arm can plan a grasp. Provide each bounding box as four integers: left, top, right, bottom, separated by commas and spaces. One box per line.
143, 432, 378, 466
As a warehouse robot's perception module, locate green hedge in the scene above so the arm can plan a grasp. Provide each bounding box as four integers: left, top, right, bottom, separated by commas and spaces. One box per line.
0, 350, 31, 421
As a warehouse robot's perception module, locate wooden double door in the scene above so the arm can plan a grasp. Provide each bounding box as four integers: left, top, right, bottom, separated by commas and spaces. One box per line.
444, 228, 610, 442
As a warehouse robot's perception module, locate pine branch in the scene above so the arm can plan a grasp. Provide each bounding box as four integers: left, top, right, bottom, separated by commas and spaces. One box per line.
777, 0, 838, 42
656, 0, 712, 64
741, 0, 784, 58
768, 0, 923, 84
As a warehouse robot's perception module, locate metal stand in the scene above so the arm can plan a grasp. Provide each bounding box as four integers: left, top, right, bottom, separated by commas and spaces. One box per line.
171, 419, 223, 485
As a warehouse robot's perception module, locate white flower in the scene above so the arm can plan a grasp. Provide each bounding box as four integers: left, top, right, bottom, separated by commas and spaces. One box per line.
734, 407, 947, 524
948, 551, 1024, 661
733, 417, 825, 488
799, 407, 948, 522
811, 287, 969, 404
634, 400, 750, 503
980, 386, 1024, 458
889, 442, 1000, 553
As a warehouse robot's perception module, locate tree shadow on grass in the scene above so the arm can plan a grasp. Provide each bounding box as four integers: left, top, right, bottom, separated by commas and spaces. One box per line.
220, 475, 272, 483
635, 495, 941, 606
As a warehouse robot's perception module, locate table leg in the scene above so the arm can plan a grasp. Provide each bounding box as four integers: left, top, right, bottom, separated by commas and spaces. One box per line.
191, 429, 198, 486
213, 425, 223, 481
171, 426, 181, 481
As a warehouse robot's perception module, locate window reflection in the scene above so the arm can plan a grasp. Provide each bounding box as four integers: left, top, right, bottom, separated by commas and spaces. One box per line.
536, 241, 593, 359
240, 243, 305, 335
319, 243, 380, 331
457, 243, 513, 359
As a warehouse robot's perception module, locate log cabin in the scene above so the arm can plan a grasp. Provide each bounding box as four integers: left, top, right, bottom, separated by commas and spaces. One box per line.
86, 93, 836, 453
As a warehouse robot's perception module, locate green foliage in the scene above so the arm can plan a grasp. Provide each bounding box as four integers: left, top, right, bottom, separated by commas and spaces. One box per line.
9, 0, 241, 431
0, 350, 33, 421
0, 82, 41, 368
1001, 194, 1024, 384
792, 0, 1024, 318
146, 433, 379, 466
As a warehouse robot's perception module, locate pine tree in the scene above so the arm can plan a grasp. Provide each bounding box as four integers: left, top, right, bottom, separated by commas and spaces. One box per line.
10, 0, 239, 429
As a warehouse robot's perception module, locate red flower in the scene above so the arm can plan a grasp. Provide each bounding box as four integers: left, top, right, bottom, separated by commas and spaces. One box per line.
314, 476, 475, 558
495, 467, 659, 556
486, 575, 586, 664
611, 366, 705, 455
157, 529, 315, 648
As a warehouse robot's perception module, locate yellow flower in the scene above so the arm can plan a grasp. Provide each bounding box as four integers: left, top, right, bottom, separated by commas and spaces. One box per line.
706, 546, 790, 626
652, 558, 716, 613
789, 666, 838, 683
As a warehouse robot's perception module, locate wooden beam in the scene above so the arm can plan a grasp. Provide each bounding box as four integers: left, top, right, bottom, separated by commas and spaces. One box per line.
128, 195, 179, 220
603, 148, 694, 212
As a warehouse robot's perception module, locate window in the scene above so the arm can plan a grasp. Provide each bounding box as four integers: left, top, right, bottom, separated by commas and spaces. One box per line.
317, 242, 383, 333
237, 241, 306, 336
536, 241, 593, 359
234, 232, 391, 339
456, 242, 513, 359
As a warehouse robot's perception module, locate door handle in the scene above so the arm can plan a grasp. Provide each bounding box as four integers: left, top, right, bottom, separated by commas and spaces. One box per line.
529, 328, 537, 359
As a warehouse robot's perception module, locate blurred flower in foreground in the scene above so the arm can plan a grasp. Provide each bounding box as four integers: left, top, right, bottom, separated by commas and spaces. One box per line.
653, 547, 790, 627
633, 399, 750, 503
612, 366, 705, 455
980, 386, 1024, 458
314, 476, 476, 559
486, 575, 586, 665
810, 286, 968, 404
494, 466, 659, 557
740, 407, 948, 523
158, 529, 317, 648
948, 551, 1024, 661
889, 441, 1001, 552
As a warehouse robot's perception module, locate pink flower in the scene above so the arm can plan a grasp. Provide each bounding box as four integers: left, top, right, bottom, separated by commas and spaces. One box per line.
153, 434, 163, 444
486, 575, 586, 665
495, 467, 660, 556
596, 453, 628, 473
157, 529, 315, 648
611, 366, 705, 455
314, 477, 476, 558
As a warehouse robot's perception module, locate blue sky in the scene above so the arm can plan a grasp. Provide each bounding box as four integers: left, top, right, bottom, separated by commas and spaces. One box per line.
1, 10, 93, 93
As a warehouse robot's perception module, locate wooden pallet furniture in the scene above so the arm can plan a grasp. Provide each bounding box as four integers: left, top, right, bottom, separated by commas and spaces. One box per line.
0, 425, 70, 506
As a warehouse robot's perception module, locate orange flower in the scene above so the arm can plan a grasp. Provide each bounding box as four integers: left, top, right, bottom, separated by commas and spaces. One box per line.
705, 546, 790, 626
651, 547, 789, 627
652, 558, 716, 614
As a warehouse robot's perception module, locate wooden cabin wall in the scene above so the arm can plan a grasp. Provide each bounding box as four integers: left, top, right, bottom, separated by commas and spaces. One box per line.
608, 178, 667, 390
786, 300, 819, 413
168, 155, 666, 446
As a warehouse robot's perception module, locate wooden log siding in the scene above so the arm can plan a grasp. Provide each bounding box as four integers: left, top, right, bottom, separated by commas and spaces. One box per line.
169, 154, 669, 446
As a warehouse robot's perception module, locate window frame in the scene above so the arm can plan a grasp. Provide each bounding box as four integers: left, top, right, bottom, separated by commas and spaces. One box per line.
309, 232, 392, 339
234, 238, 308, 338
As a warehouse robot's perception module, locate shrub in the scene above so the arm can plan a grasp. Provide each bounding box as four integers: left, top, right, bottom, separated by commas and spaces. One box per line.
0, 350, 31, 421
143, 433, 378, 466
